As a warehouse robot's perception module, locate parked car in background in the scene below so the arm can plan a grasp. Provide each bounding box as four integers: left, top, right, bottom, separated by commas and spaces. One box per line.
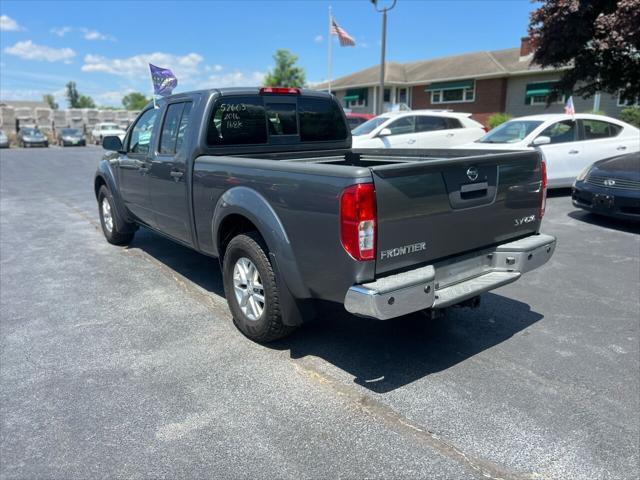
58, 128, 86, 147
91, 123, 126, 145
345, 112, 374, 130
572, 152, 640, 221
0, 130, 9, 148
17, 127, 48, 148
351, 110, 486, 149
458, 114, 640, 188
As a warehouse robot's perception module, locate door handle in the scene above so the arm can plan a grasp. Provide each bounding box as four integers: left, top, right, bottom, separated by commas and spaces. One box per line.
407, 139, 416, 144
617, 145, 627, 151
446, 133, 455, 137
170, 171, 184, 180
568, 150, 579, 154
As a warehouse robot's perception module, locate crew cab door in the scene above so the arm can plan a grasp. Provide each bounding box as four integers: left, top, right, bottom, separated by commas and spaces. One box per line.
147, 101, 193, 244
117, 108, 159, 227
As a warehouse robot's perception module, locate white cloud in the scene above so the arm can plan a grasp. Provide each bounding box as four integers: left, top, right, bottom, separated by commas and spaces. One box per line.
82, 52, 204, 81
51, 26, 72, 37
0, 15, 23, 31
4, 40, 76, 63
204, 70, 266, 88
81, 28, 115, 41
314, 35, 323, 43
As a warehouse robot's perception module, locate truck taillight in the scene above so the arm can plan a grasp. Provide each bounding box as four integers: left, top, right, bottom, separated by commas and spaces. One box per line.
539, 157, 548, 219
340, 183, 376, 261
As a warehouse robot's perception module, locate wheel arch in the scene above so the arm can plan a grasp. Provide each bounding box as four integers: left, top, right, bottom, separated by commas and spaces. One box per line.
212, 186, 310, 303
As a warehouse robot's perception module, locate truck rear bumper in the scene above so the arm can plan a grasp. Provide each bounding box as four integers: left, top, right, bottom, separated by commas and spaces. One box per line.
344, 233, 556, 320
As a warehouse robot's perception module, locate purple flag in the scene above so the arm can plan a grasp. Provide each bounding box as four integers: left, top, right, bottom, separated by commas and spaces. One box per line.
149, 63, 177, 96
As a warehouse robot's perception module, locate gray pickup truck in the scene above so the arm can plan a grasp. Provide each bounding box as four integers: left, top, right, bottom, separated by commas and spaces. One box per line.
95, 87, 556, 342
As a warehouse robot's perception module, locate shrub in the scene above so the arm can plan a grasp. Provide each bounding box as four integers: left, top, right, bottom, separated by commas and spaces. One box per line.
620, 106, 640, 128
487, 113, 512, 130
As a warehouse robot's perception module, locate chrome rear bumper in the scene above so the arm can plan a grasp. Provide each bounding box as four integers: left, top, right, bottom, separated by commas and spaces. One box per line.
344, 233, 556, 320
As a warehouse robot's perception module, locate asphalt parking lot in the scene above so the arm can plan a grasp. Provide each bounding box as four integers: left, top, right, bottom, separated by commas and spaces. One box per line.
1, 145, 638, 479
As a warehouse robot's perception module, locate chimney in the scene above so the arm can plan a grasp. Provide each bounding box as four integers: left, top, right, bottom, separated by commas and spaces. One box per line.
520, 36, 532, 57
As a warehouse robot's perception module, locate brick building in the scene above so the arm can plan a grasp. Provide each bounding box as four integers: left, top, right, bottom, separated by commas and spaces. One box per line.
314, 38, 634, 126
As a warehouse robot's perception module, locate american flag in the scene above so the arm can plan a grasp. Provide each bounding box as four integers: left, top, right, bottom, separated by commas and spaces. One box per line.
331, 18, 355, 47
564, 96, 575, 118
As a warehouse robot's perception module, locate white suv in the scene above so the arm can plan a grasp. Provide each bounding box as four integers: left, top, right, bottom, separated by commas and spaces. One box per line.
351, 110, 486, 149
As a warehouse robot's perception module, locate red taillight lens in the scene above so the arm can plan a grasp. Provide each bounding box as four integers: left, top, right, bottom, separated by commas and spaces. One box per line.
539, 157, 547, 219
482, 126, 488, 133
259, 87, 300, 95
340, 183, 376, 261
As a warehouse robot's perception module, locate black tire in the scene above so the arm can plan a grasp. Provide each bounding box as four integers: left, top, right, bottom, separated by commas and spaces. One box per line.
97, 185, 135, 246
222, 232, 296, 342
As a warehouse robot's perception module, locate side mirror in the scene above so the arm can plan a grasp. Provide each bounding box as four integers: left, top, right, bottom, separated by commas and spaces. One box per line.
531, 135, 551, 146
102, 135, 123, 152
378, 128, 392, 137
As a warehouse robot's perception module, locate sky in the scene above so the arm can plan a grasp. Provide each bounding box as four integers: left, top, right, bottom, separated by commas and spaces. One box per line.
0, 0, 538, 108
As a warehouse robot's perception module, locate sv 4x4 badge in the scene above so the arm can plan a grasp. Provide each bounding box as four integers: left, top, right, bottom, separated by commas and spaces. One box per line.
514, 215, 536, 226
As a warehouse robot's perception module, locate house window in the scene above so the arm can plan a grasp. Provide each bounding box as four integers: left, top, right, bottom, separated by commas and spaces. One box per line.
396, 88, 408, 105
427, 80, 475, 104
525, 81, 565, 105
383, 88, 391, 103
343, 88, 368, 108
617, 91, 639, 107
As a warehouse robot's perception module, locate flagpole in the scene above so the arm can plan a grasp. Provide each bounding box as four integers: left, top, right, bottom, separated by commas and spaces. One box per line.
328, 5, 332, 94
149, 66, 157, 109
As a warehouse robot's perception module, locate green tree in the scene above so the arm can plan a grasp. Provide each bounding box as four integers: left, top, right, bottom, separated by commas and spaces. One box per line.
264, 49, 306, 88
122, 92, 150, 110
529, 0, 640, 103
43, 94, 58, 110
65, 81, 80, 108
487, 113, 512, 130
620, 106, 640, 128
65, 81, 96, 108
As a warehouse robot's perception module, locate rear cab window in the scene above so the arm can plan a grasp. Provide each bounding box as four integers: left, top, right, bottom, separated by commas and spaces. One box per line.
205, 94, 347, 146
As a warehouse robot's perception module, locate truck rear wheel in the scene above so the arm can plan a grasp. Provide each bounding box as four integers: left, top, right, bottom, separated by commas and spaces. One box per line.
98, 185, 135, 246
222, 232, 296, 342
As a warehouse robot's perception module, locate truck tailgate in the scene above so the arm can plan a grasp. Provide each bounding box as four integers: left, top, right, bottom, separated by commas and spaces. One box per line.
370, 150, 543, 275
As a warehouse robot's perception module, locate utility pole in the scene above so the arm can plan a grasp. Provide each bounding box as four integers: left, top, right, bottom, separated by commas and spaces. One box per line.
371, 0, 397, 115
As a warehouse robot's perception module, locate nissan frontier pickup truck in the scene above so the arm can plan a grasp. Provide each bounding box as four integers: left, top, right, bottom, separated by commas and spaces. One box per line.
95, 87, 556, 342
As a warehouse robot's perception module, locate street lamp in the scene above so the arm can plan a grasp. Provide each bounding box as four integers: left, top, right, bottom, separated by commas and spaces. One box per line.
370, 0, 397, 115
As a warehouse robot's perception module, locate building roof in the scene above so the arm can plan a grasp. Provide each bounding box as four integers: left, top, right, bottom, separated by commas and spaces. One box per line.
315, 47, 555, 90
0, 100, 49, 109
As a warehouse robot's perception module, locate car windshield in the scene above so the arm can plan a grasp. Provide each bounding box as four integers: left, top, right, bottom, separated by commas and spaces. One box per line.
102, 124, 118, 130
477, 120, 544, 144
61, 128, 81, 135
351, 116, 390, 136
22, 128, 39, 135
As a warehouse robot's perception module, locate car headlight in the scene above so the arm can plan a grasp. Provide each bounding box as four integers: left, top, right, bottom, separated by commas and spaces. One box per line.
576, 165, 592, 182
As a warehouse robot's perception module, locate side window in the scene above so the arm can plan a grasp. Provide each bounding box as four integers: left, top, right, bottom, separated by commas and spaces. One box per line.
128, 109, 158, 154
415, 116, 448, 132
387, 116, 415, 135
207, 96, 267, 146
582, 119, 621, 140
539, 120, 578, 144
175, 103, 192, 152
445, 118, 463, 129
159, 103, 185, 154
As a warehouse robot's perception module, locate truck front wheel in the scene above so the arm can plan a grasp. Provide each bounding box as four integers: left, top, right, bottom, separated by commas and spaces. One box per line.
222, 232, 296, 342
98, 185, 135, 246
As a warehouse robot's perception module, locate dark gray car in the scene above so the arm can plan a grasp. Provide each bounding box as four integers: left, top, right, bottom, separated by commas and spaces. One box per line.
58, 128, 86, 147
17, 127, 48, 148
95, 88, 555, 342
